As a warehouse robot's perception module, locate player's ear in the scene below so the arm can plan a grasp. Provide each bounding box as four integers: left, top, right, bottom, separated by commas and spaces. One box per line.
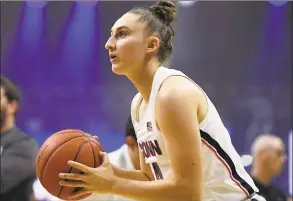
146, 36, 160, 54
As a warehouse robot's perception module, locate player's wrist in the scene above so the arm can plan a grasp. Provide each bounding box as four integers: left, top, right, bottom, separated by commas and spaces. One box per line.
110, 176, 124, 196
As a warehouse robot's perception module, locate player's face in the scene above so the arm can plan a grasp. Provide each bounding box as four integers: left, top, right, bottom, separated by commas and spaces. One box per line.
105, 13, 147, 75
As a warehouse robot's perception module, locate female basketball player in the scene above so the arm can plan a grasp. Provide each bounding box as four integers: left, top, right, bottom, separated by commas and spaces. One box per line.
59, 1, 265, 201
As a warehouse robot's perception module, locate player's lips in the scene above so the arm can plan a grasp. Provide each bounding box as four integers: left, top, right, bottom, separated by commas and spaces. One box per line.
109, 54, 118, 63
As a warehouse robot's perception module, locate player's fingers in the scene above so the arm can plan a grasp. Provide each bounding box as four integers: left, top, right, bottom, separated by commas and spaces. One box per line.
93, 135, 99, 140
67, 160, 92, 173
99, 152, 110, 164
69, 188, 92, 200
59, 173, 86, 181
59, 180, 88, 188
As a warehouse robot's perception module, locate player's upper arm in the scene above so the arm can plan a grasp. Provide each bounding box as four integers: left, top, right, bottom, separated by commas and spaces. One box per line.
155, 77, 204, 197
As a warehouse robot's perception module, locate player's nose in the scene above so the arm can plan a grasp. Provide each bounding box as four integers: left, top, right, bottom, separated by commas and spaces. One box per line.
105, 37, 115, 51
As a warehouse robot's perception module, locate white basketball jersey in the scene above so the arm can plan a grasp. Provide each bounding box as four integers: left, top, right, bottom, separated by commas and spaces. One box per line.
130, 67, 259, 201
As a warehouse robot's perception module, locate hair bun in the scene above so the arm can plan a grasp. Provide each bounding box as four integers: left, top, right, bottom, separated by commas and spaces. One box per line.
149, 1, 177, 25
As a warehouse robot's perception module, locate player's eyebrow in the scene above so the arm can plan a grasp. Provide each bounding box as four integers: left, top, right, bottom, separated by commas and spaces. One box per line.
110, 26, 131, 35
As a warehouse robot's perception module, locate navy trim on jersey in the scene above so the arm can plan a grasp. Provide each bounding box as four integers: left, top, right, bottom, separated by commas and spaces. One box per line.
200, 130, 255, 196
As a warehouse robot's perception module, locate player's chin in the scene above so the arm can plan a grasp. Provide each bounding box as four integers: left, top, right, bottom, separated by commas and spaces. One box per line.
111, 64, 126, 75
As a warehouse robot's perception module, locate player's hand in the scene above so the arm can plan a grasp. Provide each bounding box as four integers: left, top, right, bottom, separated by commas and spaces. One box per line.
58, 152, 116, 199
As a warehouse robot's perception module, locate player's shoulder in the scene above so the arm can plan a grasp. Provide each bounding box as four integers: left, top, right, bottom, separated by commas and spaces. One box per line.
157, 75, 204, 107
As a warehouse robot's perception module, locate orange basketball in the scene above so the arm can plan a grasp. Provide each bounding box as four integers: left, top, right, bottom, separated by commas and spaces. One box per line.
36, 129, 104, 200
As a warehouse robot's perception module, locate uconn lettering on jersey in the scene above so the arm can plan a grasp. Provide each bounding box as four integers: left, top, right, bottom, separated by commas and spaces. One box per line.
139, 139, 162, 159
138, 121, 163, 159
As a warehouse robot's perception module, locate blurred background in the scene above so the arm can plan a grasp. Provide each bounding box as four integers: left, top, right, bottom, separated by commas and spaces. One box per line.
1, 0, 292, 198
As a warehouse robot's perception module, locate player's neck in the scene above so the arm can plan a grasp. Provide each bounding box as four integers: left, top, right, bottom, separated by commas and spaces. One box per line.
251, 167, 272, 185
128, 60, 161, 103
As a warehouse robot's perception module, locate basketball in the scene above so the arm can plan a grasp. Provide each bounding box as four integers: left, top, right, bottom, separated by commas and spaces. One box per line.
36, 129, 104, 200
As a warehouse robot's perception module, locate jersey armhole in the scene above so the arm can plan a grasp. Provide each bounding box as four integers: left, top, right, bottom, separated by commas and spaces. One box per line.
130, 93, 143, 123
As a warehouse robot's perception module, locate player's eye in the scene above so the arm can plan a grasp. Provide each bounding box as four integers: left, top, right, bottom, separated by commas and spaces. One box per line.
117, 31, 127, 38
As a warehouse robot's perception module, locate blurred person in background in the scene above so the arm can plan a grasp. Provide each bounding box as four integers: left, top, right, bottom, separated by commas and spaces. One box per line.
33, 115, 139, 201
0, 76, 39, 201
250, 134, 291, 201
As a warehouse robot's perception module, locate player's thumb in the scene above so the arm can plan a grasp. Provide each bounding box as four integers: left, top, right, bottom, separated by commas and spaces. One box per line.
99, 152, 110, 164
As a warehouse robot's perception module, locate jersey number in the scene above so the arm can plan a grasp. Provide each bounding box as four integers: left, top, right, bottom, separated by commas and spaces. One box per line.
151, 162, 164, 180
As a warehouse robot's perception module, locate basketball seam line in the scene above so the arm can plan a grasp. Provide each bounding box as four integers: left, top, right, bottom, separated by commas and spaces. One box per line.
78, 131, 104, 152
88, 139, 104, 152
37, 131, 84, 169
76, 141, 96, 200
39, 131, 103, 199
88, 141, 96, 168
79, 132, 105, 163
76, 131, 102, 200
40, 135, 84, 185
57, 141, 89, 198
89, 140, 105, 165
40, 130, 83, 149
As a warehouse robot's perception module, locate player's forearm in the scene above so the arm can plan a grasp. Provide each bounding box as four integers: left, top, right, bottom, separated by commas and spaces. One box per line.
112, 165, 151, 181
112, 177, 200, 201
